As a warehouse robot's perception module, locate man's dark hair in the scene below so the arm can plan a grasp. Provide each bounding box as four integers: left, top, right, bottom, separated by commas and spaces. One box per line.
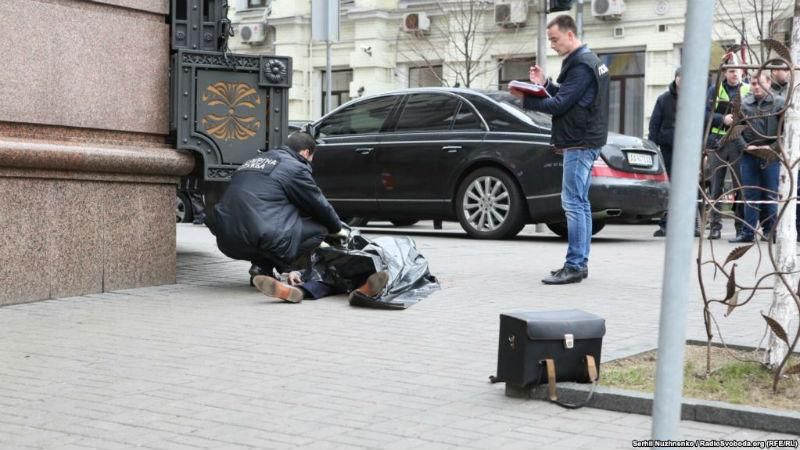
287, 132, 317, 154
547, 15, 578, 35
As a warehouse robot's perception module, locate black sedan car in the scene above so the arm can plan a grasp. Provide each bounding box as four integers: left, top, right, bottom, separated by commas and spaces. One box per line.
307, 87, 669, 239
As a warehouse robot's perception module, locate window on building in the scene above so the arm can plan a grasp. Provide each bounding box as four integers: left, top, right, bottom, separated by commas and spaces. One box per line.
409, 65, 443, 88
498, 57, 536, 90
598, 51, 645, 137
317, 96, 398, 137
321, 69, 354, 115
394, 94, 460, 132
248, 0, 268, 8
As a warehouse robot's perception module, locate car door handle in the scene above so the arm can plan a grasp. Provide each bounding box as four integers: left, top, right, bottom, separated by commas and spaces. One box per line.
355, 147, 373, 155
442, 145, 462, 153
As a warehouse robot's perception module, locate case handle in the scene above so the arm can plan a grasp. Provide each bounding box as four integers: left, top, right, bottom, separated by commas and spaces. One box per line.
544, 354, 598, 409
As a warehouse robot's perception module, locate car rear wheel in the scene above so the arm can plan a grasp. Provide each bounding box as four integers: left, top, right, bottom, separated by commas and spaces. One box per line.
456, 167, 527, 239
176, 191, 193, 223
545, 220, 606, 239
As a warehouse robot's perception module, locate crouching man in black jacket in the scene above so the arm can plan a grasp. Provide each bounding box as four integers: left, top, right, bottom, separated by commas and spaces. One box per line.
206, 132, 345, 302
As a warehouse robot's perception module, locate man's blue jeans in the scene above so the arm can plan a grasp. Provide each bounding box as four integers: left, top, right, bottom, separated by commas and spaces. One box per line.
562, 148, 601, 269
740, 152, 779, 238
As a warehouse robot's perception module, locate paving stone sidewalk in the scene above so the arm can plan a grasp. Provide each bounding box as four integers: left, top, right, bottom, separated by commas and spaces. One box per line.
0, 222, 797, 449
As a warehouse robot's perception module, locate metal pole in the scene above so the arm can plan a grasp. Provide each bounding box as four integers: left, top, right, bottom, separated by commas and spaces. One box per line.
576, 0, 584, 41
651, 0, 714, 439
538, 0, 548, 73
326, 40, 332, 114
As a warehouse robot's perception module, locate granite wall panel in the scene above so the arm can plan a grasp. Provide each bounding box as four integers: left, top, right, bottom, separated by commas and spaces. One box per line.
0, 175, 178, 306
0, 0, 169, 134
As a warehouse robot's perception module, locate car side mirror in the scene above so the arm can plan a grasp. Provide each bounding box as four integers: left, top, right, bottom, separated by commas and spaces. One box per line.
303, 122, 316, 137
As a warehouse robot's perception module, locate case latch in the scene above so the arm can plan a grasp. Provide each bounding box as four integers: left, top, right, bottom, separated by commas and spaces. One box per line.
564, 333, 574, 349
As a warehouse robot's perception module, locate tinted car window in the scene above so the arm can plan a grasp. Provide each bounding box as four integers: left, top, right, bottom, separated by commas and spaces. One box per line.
394, 94, 460, 132
317, 96, 397, 137
451, 102, 483, 130
479, 91, 552, 130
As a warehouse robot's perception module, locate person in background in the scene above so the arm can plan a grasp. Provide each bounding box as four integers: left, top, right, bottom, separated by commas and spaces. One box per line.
729, 72, 784, 243
770, 67, 799, 242
648, 67, 680, 237
705, 63, 750, 240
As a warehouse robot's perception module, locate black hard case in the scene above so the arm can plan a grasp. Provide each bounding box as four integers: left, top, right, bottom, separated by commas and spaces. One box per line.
495, 309, 605, 387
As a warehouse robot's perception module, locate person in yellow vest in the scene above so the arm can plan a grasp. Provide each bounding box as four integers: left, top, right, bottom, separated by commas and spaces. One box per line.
705, 65, 750, 240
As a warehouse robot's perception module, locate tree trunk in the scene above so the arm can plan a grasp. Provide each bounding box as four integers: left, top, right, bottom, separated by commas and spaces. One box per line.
768, 1, 800, 369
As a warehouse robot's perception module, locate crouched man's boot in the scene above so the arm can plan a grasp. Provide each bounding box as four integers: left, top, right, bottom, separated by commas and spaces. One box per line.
542, 265, 585, 285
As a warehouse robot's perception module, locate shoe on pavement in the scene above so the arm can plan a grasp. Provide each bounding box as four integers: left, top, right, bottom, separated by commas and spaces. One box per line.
253, 275, 304, 303
653, 228, 666, 237
728, 234, 754, 243
550, 265, 588, 279
708, 229, 721, 240
694, 229, 701, 238
542, 265, 584, 285
351, 271, 389, 298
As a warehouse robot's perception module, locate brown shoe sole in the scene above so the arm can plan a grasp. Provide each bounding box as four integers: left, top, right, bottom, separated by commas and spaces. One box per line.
253, 275, 303, 303
354, 271, 389, 298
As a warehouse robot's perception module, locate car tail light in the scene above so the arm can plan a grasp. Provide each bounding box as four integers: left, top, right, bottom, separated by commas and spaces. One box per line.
591, 158, 669, 182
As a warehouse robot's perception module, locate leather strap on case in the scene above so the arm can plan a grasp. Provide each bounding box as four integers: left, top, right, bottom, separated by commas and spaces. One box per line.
544, 354, 598, 409
545, 358, 558, 401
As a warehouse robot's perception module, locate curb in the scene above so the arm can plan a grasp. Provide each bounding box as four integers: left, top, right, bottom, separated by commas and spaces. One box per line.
504, 344, 800, 435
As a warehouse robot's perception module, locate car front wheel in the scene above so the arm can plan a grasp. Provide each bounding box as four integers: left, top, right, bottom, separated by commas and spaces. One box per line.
546, 220, 606, 239
176, 191, 193, 223
456, 167, 526, 239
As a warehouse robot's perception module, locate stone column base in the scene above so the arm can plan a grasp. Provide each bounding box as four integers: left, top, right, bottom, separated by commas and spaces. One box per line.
0, 138, 195, 305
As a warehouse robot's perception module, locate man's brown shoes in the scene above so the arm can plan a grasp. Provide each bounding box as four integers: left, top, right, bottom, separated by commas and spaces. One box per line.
253, 275, 304, 303
351, 271, 389, 299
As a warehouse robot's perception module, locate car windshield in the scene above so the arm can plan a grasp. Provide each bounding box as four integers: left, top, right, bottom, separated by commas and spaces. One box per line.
481, 91, 552, 129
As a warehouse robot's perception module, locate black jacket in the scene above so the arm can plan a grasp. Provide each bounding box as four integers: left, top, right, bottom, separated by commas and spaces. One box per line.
736, 92, 785, 148
648, 81, 678, 148
207, 146, 342, 264
550, 47, 609, 149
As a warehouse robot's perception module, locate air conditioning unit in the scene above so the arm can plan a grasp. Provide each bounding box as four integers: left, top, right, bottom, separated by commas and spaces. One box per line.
403, 12, 431, 33
238, 22, 267, 44
591, 0, 624, 20
495, 1, 528, 27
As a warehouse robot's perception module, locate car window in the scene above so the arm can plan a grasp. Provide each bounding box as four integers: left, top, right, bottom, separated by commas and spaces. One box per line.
394, 94, 460, 132
317, 96, 397, 137
478, 91, 552, 131
451, 102, 483, 130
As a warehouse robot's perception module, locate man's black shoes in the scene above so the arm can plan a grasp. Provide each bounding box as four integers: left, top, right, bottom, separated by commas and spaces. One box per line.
653, 227, 666, 237
708, 229, 721, 240
550, 266, 588, 279
543, 265, 586, 285
728, 234, 754, 243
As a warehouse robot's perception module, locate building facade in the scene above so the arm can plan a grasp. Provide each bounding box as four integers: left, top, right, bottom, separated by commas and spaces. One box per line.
227, 0, 790, 138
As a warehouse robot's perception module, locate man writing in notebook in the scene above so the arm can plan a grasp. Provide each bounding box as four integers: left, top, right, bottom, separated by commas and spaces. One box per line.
510, 15, 610, 285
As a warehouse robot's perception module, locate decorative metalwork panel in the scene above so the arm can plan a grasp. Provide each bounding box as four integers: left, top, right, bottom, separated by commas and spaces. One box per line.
171, 0, 230, 52
260, 57, 292, 88
171, 49, 292, 181
197, 72, 266, 160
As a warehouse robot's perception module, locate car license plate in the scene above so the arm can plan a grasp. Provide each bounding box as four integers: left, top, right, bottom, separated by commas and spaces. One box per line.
626, 152, 653, 167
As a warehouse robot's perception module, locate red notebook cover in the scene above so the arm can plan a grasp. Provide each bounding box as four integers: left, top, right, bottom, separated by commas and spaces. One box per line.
509, 80, 551, 98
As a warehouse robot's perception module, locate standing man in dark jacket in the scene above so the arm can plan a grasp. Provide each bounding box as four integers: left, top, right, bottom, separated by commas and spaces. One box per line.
206, 132, 344, 301
729, 73, 785, 243
648, 67, 680, 237
510, 14, 610, 285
